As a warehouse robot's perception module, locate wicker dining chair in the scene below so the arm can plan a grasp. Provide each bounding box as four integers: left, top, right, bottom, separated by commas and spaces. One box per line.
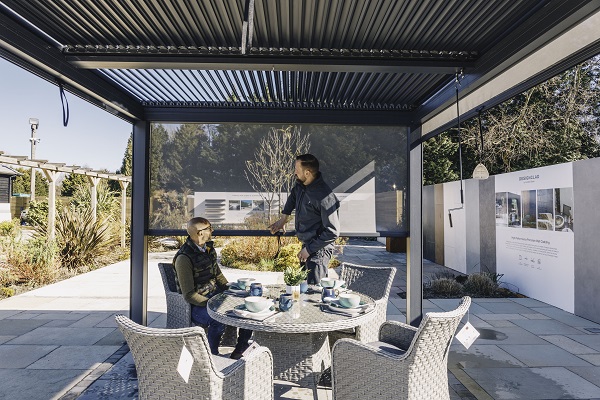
329, 263, 396, 345
331, 296, 471, 400
158, 262, 192, 329
115, 315, 274, 400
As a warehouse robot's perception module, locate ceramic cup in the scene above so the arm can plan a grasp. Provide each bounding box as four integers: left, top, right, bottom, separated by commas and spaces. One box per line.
237, 277, 255, 290
338, 293, 361, 308
300, 281, 309, 293
279, 294, 294, 312
250, 282, 263, 297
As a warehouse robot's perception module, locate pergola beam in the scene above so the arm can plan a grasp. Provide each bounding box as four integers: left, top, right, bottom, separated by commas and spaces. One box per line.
68, 54, 473, 74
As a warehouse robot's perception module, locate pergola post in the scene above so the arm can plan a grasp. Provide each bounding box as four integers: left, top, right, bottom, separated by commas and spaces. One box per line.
42, 169, 59, 240
118, 180, 129, 248
86, 176, 100, 223
130, 120, 149, 325
407, 126, 424, 326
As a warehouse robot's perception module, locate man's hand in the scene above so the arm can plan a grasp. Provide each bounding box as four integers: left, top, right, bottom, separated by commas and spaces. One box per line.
297, 247, 310, 262
268, 215, 289, 234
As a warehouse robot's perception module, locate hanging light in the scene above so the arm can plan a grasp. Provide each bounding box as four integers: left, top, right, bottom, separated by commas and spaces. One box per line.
472, 109, 489, 180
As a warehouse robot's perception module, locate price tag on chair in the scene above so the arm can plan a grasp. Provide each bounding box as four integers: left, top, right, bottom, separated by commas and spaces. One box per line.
455, 320, 480, 349
177, 341, 194, 383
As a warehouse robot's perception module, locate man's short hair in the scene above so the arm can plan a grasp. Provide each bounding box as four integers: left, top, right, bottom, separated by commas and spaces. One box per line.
296, 154, 319, 175
187, 217, 211, 235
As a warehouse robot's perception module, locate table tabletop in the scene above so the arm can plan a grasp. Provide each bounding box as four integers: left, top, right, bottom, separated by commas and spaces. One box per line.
207, 284, 376, 334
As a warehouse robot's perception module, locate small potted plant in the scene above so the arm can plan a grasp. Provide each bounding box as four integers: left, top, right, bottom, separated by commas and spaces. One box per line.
283, 265, 308, 301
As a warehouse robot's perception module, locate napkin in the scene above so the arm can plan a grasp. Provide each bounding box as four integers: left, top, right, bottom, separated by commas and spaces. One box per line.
321, 303, 373, 317
224, 289, 248, 297
229, 307, 277, 321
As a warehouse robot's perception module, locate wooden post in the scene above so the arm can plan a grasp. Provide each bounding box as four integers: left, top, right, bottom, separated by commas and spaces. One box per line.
87, 176, 101, 223
42, 170, 59, 240
119, 180, 129, 248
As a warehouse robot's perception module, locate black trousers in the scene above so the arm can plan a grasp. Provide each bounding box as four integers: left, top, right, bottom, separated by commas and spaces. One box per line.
302, 244, 334, 284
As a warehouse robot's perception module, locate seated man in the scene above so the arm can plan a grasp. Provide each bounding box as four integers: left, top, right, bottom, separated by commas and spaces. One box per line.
173, 217, 252, 359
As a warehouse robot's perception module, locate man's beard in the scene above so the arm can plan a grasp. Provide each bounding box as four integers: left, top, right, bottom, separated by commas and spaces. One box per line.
296, 177, 305, 184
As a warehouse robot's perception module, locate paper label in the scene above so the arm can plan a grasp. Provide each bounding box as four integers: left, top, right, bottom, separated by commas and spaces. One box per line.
455, 321, 480, 349
177, 345, 194, 383
242, 341, 260, 357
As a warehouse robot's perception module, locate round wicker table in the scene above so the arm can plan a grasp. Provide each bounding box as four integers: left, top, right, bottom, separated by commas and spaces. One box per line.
207, 284, 376, 389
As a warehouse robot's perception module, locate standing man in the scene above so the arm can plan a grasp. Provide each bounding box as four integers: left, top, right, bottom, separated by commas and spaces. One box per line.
173, 217, 252, 359
269, 154, 340, 283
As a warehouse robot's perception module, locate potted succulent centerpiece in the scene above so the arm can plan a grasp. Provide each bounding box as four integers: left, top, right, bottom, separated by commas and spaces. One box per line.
283, 265, 308, 301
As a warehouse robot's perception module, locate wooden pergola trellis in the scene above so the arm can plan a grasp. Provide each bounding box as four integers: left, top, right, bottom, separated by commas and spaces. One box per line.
0, 151, 131, 246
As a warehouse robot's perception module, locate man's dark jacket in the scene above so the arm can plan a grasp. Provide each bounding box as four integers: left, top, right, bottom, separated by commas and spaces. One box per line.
282, 172, 340, 254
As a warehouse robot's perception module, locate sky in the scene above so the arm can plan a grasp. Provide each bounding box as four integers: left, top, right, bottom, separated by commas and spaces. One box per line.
0, 58, 133, 172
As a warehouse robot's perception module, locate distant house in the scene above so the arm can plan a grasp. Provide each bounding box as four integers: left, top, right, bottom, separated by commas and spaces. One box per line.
0, 165, 20, 222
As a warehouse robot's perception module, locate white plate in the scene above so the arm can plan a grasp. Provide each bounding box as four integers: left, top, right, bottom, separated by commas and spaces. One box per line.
233, 304, 276, 318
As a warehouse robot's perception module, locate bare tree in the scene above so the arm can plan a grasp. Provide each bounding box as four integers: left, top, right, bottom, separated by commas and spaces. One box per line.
245, 126, 310, 222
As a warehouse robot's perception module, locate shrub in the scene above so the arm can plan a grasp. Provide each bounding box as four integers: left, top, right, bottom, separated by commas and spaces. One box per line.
328, 257, 340, 269
463, 274, 498, 297
2, 236, 59, 285
273, 243, 302, 272
221, 237, 284, 269
429, 278, 463, 297
0, 287, 15, 297
0, 219, 20, 237
149, 190, 190, 230
27, 200, 50, 228
53, 206, 118, 269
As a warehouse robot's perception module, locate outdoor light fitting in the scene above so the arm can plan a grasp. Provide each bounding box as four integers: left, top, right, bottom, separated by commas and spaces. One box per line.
472, 109, 489, 180
29, 118, 39, 129
473, 163, 489, 179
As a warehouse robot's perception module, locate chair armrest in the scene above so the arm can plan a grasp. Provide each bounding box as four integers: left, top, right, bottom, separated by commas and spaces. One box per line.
379, 320, 418, 350
221, 346, 274, 400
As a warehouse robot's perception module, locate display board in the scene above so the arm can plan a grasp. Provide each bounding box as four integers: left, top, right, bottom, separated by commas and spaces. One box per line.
495, 163, 574, 312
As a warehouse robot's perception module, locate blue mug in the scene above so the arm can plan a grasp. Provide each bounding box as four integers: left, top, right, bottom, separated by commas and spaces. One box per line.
300, 281, 308, 294
279, 294, 294, 312
321, 288, 336, 302
250, 282, 263, 297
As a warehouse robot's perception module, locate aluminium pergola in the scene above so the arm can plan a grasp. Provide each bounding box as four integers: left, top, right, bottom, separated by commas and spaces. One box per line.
1, 1, 599, 326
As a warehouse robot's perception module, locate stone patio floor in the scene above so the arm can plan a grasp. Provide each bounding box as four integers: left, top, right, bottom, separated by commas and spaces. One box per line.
1, 239, 599, 399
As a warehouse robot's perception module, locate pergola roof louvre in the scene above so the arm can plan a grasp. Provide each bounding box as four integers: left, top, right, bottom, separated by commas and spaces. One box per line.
2, 0, 596, 125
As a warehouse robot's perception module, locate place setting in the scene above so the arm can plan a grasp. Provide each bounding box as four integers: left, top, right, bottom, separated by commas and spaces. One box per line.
224, 277, 263, 297
320, 292, 374, 317
228, 295, 279, 321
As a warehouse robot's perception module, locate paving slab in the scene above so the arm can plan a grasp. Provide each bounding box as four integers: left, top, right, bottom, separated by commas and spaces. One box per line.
566, 335, 600, 352
7, 327, 116, 346
463, 366, 600, 399
541, 335, 599, 355
27, 345, 121, 370
0, 318, 49, 336
0, 344, 57, 368
475, 313, 527, 321
511, 319, 585, 335
468, 326, 548, 345
0, 368, 88, 400
566, 366, 600, 387
532, 307, 600, 328
499, 344, 593, 367
509, 298, 553, 308
579, 354, 600, 366
450, 344, 526, 368
475, 301, 536, 314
